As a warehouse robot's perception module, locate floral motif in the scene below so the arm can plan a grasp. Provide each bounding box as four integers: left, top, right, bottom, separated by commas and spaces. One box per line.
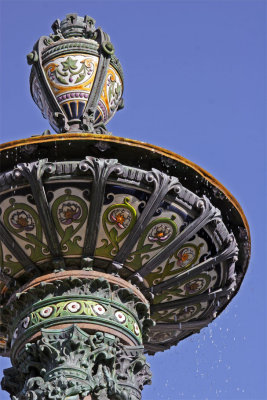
10, 211, 34, 231
176, 247, 195, 268
0, 336, 7, 347
17, 300, 142, 343
184, 278, 206, 295
107, 74, 122, 112
40, 306, 53, 318
92, 304, 106, 315
58, 202, 81, 225
66, 302, 81, 313
115, 311, 126, 323
83, 58, 94, 71
47, 56, 95, 85
148, 224, 171, 242
109, 208, 131, 229
134, 322, 140, 336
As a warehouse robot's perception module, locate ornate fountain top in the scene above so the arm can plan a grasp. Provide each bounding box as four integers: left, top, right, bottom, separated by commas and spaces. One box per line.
27, 14, 124, 134
52, 14, 96, 39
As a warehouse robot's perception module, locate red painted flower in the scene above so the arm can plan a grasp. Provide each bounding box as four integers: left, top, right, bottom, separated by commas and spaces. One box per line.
148, 224, 171, 242
109, 208, 131, 229
176, 247, 195, 267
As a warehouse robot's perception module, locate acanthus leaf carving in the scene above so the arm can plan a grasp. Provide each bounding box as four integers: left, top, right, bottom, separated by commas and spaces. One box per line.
2, 325, 151, 400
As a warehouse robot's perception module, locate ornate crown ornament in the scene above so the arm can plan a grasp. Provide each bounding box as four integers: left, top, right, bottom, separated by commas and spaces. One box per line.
0, 13, 250, 400
27, 13, 124, 134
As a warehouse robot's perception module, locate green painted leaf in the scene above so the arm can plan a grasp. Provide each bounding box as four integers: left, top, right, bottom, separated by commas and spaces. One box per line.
108, 81, 116, 102
25, 233, 46, 249
62, 57, 78, 71
115, 84, 122, 97
61, 226, 74, 245
75, 73, 85, 84
130, 243, 154, 256
109, 227, 118, 243
56, 73, 68, 85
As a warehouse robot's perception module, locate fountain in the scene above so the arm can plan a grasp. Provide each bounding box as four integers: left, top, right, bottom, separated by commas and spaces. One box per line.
0, 13, 250, 400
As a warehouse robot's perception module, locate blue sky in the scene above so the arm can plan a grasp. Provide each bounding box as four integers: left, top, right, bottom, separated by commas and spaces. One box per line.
0, 1, 266, 399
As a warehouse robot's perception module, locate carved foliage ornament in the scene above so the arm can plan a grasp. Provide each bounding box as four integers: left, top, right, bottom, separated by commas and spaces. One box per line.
2, 325, 151, 400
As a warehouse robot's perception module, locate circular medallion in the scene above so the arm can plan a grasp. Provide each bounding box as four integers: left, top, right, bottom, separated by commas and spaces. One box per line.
93, 304, 106, 315
134, 322, 140, 336
40, 306, 53, 318
115, 311, 126, 323
66, 302, 81, 313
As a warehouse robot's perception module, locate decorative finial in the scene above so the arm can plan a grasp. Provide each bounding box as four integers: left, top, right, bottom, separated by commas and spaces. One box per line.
27, 14, 124, 134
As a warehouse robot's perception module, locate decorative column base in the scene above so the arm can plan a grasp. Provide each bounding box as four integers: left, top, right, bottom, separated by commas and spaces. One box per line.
2, 325, 151, 400
1, 271, 152, 400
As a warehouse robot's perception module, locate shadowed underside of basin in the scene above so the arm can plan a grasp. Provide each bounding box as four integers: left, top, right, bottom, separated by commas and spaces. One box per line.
0, 134, 250, 357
